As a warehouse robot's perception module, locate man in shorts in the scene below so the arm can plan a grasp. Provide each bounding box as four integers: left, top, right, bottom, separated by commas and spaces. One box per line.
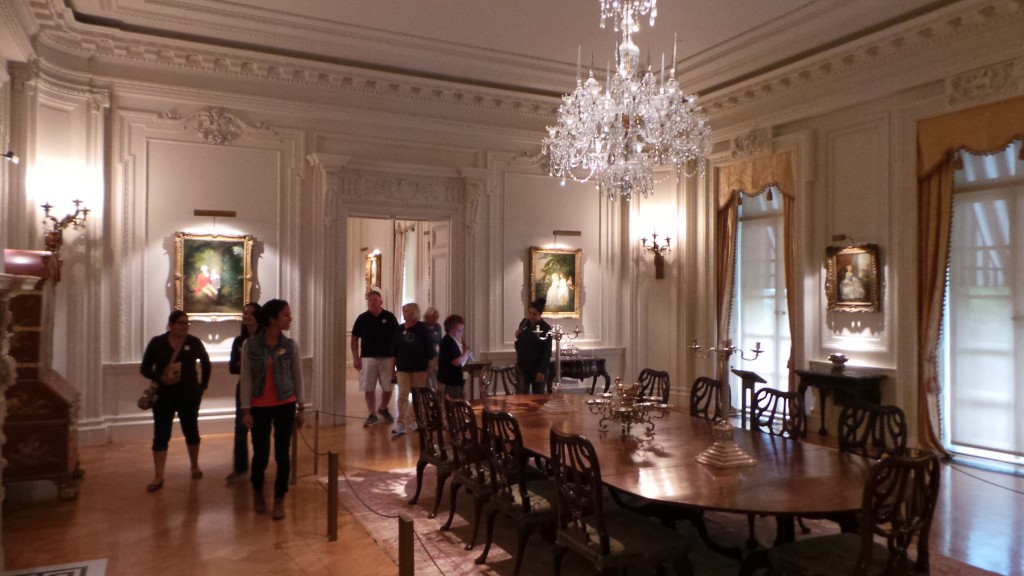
351, 291, 399, 428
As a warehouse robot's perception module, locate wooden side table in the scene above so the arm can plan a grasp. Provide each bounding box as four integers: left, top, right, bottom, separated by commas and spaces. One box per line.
795, 367, 885, 436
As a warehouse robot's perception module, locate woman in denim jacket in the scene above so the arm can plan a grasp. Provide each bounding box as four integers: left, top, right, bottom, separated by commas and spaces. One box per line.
240, 299, 305, 520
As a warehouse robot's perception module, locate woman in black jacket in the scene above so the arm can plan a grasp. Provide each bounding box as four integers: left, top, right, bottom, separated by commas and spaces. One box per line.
139, 310, 211, 491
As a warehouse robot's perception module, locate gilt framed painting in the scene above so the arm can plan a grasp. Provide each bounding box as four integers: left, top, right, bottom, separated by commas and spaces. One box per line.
528, 246, 582, 318
174, 232, 253, 320
824, 243, 879, 312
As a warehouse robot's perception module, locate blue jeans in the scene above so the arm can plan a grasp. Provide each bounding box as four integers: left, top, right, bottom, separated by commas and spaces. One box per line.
250, 402, 296, 499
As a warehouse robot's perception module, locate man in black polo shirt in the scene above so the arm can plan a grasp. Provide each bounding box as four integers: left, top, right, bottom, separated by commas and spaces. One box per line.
351, 290, 399, 428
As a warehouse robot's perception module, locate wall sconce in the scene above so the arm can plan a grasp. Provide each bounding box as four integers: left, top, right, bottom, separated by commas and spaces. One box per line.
42, 199, 89, 254
2, 151, 19, 164
641, 232, 671, 279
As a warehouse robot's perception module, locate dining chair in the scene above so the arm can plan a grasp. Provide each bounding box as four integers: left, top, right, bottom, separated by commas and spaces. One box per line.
549, 427, 693, 576
838, 402, 908, 459
738, 449, 942, 576
637, 368, 671, 404
752, 387, 805, 439
689, 376, 723, 421
440, 397, 491, 550
748, 387, 806, 548
475, 410, 557, 575
409, 387, 456, 519
481, 365, 519, 396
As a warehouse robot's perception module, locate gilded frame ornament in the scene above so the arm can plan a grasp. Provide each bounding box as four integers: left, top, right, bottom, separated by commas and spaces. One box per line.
529, 246, 582, 318
824, 243, 880, 313
174, 232, 253, 320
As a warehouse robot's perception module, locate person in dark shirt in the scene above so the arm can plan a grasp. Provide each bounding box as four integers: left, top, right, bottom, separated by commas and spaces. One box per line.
139, 310, 211, 492
391, 302, 436, 436
514, 298, 552, 394
437, 314, 472, 399
350, 290, 399, 428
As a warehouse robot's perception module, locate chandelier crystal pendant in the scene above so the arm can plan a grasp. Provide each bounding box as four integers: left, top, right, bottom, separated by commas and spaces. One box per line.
542, 0, 711, 202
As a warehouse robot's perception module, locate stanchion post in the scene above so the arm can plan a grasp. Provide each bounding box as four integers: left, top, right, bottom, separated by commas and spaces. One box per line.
398, 514, 414, 576
327, 451, 338, 542
290, 414, 299, 486
313, 410, 320, 475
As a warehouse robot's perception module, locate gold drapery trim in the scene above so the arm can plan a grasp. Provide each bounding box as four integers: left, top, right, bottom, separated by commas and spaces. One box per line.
916, 96, 1024, 458
717, 150, 796, 209
918, 94, 1024, 178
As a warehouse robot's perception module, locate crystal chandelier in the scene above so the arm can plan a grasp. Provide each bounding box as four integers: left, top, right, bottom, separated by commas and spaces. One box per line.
542, 0, 711, 202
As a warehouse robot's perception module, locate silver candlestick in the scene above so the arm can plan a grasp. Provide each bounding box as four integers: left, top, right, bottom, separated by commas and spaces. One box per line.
538, 324, 581, 413
689, 338, 763, 468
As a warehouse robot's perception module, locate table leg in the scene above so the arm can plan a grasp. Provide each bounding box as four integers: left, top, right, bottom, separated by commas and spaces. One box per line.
817, 386, 829, 435
774, 515, 796, 546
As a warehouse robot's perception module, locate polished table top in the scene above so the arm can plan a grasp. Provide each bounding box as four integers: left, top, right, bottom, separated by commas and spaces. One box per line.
477, 394, 873, 517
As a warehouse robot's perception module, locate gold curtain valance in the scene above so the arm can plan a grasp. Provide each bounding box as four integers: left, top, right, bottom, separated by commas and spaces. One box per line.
717, 150, 795, 208
917, 94, 1024, 178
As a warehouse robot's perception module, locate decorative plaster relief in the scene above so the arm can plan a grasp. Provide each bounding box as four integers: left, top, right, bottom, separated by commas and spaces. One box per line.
183, 108, 274, 145
947, 59, 1024, 107
731, 128, 773, 159
703, 0, 1024, 113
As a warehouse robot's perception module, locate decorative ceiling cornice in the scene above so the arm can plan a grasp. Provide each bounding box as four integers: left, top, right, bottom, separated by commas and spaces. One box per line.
26, 0, 558, 121
701, 0, 1024, 113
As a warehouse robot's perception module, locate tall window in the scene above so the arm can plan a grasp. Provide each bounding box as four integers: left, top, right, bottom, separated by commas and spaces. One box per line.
733, 190, 790, 401
944, 141, 1024, 464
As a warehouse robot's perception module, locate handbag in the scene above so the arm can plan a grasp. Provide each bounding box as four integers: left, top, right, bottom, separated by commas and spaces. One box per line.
161, 340, 184, 385
137, 381, 159, 410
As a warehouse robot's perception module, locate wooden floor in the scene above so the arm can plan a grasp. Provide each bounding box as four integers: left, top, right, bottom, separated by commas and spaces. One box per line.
4, 380, 1024, 575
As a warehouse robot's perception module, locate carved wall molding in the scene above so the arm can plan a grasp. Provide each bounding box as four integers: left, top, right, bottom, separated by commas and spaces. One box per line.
703, 0, 1024, 114
947, 58, 1024, 107
27, 1, 556, 121
731, 128, 773, 159
182, 108, 275, 145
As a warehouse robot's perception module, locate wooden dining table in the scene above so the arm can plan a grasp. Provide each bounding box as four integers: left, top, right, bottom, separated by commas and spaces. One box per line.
476, 394, 873, 546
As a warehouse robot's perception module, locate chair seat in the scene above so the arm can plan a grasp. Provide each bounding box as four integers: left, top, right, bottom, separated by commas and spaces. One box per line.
768, 533, 926, 576
558, 497, 688, 569
496, 478, 556, 518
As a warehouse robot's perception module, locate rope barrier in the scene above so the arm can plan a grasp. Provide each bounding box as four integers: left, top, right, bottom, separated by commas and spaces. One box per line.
293, 410, 450, 575
945, 461, 1024, 495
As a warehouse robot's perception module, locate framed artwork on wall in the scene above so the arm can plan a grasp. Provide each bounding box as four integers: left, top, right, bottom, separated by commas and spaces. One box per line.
529, 246, 582, 318
174, 232, 254, 320
365, 250, 382, 295
824, 243, 880, 313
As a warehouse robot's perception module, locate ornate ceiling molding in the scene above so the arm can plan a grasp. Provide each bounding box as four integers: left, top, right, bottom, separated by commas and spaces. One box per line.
27, 1, 556, 121
702, 0, 1024, 114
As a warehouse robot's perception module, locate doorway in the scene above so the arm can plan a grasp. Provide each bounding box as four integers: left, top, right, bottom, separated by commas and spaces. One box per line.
346, 216, 451, 324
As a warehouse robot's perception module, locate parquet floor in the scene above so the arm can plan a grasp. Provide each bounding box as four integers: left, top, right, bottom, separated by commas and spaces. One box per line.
3, 377, 1023, 575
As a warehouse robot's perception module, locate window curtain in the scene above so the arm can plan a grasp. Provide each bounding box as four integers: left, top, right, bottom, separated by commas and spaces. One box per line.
916, 95, 1024, 458
716, 151, 798, 390
393, 220, 416, 307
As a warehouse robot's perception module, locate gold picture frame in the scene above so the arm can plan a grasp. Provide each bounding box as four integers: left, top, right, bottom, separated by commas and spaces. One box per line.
174, 232, 253, 320
529, 246, 582, 318
824, 243, 880, 313
365, 250, 382, 296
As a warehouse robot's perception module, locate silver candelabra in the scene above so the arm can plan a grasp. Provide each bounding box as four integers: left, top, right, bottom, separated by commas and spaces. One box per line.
537, 324, 581, 413
586, 376, 669, 438
689, 338, 763, 468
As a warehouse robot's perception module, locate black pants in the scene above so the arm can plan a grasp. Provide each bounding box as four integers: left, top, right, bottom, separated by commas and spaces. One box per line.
232, 383, 249, 474
250, 402, 296, 499
516, 365, 550, 395
151, 386, 202, 451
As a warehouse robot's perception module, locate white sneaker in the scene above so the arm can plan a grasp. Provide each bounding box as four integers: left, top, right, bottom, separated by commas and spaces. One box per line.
391, 423, 406, 436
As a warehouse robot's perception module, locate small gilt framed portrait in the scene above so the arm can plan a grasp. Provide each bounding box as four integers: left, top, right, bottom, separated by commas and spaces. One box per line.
174, 232, 253, 320
824, 244, 880, 313
529, 246, 582, 318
